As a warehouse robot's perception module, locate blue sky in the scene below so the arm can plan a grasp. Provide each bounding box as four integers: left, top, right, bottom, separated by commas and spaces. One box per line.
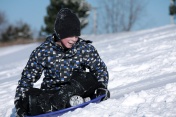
0, 0, 172, 35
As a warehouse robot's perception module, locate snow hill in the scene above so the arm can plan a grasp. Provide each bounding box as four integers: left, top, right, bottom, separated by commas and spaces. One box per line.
0, 25, 176, 117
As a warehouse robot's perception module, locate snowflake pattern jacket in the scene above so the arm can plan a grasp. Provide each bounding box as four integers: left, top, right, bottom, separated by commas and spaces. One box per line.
15, 36, 109, 99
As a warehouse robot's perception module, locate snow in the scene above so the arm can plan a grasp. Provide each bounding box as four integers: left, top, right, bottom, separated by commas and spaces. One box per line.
0, 24, 176, 117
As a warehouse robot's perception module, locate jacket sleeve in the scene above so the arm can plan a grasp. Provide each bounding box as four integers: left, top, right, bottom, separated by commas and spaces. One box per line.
15, 49, 44, 100
84, 45, 109, 88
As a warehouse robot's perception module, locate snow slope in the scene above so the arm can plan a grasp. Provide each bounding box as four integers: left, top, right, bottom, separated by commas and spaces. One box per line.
0, 25, 176, 117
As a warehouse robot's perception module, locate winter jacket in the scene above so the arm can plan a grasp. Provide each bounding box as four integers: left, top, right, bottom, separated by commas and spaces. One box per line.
15, 36, 109, 99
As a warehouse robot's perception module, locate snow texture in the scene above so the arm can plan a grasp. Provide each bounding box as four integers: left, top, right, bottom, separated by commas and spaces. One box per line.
0, 24, 176, 117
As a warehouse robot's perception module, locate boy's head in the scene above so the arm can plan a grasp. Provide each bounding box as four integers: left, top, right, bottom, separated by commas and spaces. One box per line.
54, 8, 81, 40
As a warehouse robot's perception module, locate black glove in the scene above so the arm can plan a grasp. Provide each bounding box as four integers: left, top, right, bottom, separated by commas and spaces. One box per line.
96, 88, 110, 101
15, 88, 53, 116
14, 96, 29, 117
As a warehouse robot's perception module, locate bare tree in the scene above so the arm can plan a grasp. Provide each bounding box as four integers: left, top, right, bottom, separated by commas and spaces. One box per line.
0, 11, 8, 40
101, 0, 147, 33
0, 11, 7, 31
0, 11, 6, 25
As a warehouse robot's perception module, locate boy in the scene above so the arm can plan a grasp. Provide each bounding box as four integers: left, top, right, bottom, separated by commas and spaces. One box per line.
15, 8, 110, 117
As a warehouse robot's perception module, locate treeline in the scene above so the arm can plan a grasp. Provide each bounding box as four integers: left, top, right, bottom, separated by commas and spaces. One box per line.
0, 21, 32, 42
0, 11, 34, 44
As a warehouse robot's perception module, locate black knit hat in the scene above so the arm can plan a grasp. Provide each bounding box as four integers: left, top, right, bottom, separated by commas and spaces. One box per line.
54, 8, 81, 40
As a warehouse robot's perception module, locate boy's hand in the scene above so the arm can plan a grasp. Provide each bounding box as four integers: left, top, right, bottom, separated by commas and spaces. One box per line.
15, 98, 28, 117
96, 88, 110, 101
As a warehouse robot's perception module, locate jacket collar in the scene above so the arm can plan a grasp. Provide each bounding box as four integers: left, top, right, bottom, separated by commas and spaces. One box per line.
46, 35, 80, 58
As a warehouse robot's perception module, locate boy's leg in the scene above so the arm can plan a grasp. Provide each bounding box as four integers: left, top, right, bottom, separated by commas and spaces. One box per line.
15, 70, 109, 116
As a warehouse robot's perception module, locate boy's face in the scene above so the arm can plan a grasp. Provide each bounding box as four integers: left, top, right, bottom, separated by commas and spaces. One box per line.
60, 36, 78, 48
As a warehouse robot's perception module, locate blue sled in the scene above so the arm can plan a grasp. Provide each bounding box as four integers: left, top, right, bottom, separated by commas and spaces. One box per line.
26, 94, 105, 117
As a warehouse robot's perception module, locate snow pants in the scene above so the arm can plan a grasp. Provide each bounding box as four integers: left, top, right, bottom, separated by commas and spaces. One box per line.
16, 70, 103, 116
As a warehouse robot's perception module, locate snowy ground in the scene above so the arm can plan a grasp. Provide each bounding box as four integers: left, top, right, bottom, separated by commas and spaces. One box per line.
0, 25, 176, 117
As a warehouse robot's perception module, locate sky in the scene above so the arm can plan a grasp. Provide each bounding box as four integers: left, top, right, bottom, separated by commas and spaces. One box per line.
0, 0, 172, 35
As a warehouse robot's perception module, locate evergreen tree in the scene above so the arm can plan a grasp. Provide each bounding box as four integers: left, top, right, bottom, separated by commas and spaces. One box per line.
41, 0, 90, 35
170, 0, 176, 15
